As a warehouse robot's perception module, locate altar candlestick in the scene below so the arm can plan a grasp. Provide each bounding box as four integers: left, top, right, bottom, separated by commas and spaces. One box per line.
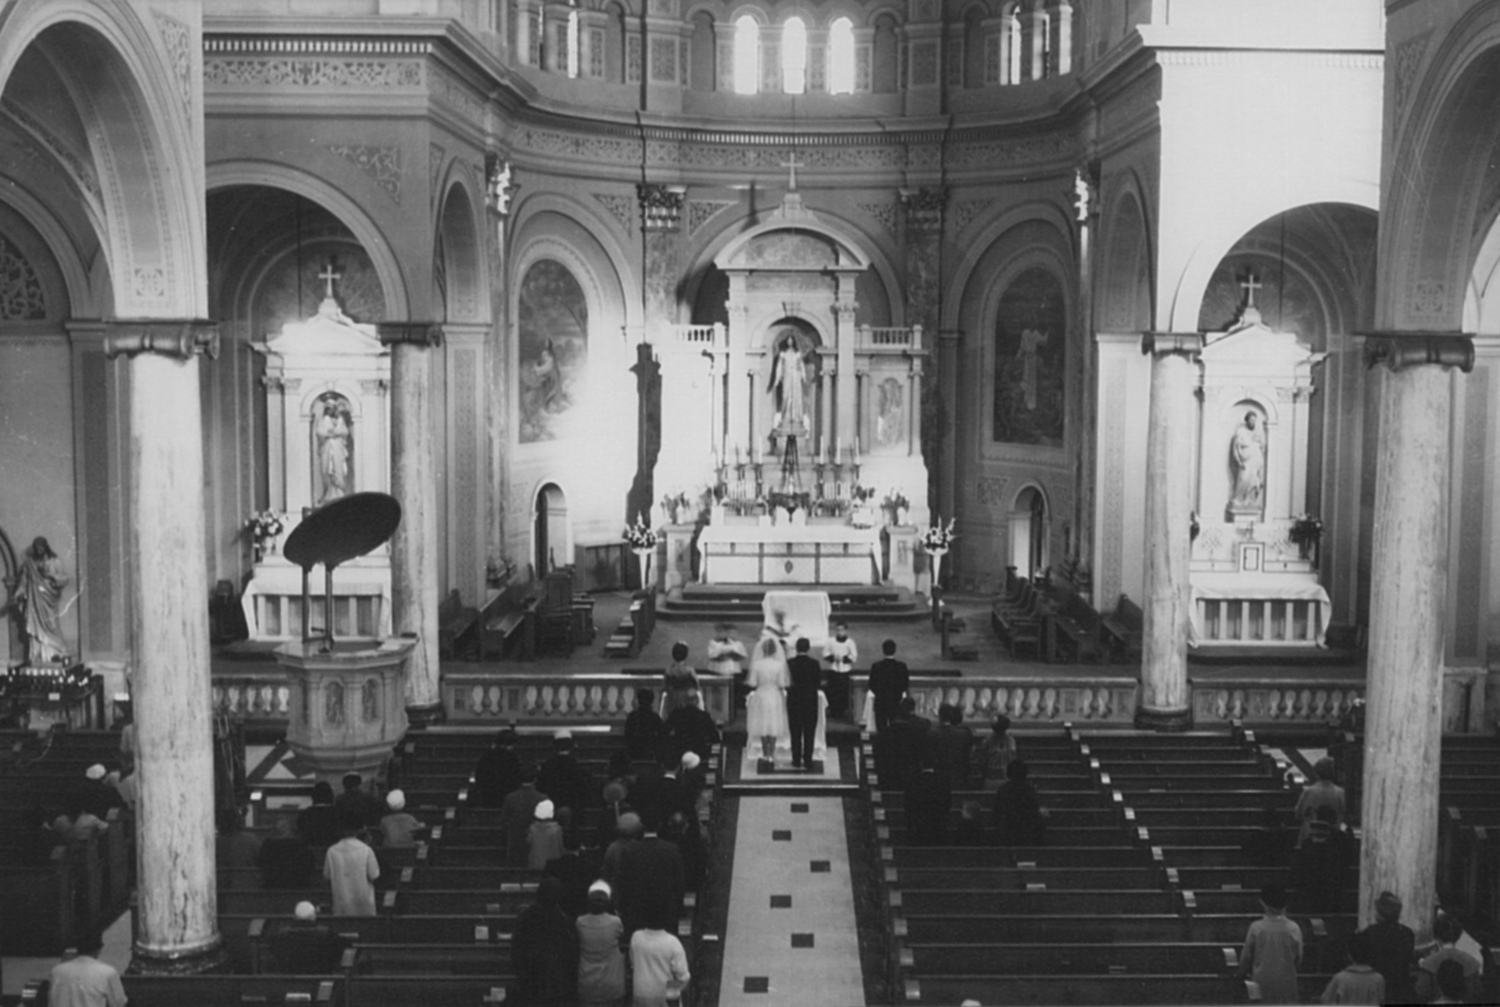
837, 437, 843, 462
854, 437, 860, 464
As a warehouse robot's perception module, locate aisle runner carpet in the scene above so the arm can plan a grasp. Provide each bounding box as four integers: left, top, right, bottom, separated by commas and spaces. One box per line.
718, 795, 864, 1006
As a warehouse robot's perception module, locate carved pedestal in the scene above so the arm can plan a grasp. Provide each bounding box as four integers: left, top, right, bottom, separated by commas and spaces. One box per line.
276, 637, 415, 782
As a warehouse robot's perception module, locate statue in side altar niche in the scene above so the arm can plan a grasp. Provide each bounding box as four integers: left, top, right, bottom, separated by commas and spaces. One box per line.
1229, 411, 1266, 513
315, 397, 354, 505
6, 536, 72, 664
768, 333, 813, 434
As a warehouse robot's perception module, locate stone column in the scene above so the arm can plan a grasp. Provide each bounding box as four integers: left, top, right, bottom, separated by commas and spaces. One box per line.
105, 320, 222, 971
1137, 332, 1202, 731
1359, 334, 1473, 938
635, 182, 684, 519
377, 322, 444, 726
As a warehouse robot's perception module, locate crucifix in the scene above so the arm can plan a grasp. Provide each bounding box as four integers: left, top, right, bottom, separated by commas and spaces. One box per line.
781, 153, 804, 193
1239, 271, 1263, 310
319, 261, 341, 301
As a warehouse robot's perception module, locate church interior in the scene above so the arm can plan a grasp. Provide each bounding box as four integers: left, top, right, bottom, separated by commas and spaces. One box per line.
4, 0, 1500, 1003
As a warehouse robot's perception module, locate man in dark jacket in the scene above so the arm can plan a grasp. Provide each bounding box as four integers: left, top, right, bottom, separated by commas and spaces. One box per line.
928, 703, 976, 788
993, 759, 1046, 846
625, 687, 667, 763
613, 820, 685, 937
867, 639, 910, 732
1360, 889, 1417, 1004
537, 729, 593, 819
786, 638, 823, 769
470, 728, 521, 809
664, 691, 720, 764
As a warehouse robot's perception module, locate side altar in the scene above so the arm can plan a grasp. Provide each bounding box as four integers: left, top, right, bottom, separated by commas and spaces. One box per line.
1189, 285, 1330, 647
242, 273, 393, 641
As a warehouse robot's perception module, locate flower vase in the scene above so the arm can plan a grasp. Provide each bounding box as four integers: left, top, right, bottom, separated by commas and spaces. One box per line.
928, 549, 947, 588
634, 548, 654, 592
897, 506, 909, 526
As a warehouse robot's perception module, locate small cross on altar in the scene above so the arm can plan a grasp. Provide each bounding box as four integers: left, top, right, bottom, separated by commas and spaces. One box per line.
781, 153, 804, 193
1239, 271, 1263, 310
319, 261, 341, 300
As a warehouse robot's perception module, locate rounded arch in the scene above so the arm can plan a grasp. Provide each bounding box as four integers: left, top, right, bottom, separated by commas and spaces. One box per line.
1009, 481, 1050, 579
531, 480, 571, 577
436, 170, 488, 324
207, 163, 410, 322
0, 5, 205, 316
1164, 182, 1377, 334
508, 191, 638, 333
943, 198, 1075, 332
0, 186, 97, 319
1382, 9, 1500, 329
1096, 173, 1154, 333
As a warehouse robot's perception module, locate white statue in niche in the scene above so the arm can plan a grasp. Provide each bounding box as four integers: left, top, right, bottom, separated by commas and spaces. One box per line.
877, 377, 904, 448
314, 396, 354, 505
768, 332, 813, 434
1228, 410, 1266, 512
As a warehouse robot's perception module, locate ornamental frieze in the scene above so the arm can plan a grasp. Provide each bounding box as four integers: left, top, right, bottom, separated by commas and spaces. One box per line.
204, 57, 424, 88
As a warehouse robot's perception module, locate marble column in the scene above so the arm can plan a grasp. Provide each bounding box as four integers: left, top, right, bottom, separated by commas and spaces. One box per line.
1137, 332, 1202, 731
1359, 334, 1473, 938
377, 322, 445, 726
105, 321, 222, 971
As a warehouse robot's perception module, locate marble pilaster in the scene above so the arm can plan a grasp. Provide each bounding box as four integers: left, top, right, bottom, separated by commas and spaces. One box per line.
1137, 332, 1202, 731
378, 322, 444, 725
105, 320, 222, 971
1359, 334, 1474, 938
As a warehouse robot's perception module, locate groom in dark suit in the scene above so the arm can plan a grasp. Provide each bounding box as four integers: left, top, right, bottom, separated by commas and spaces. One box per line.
786, 638, 822, 769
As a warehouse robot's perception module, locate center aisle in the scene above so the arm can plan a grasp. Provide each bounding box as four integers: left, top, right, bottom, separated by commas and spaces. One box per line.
717, 794, 865, 1007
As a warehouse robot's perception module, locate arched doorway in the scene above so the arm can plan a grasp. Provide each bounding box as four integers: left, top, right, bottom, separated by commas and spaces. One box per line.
534, 483, 568, 576
1009, 485, 1048, 579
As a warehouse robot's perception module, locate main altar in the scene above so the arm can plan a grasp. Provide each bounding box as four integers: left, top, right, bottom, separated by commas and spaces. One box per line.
651, 177, 931, 596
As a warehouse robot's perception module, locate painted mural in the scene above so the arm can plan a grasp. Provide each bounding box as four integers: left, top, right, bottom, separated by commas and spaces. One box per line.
517, 259, 588, 443
992, 267, 1066, 447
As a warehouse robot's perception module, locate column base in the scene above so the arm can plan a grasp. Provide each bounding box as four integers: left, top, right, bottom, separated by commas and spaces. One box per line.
1134, 706, 1193, 732
405, 701, 445, 728
128, 938, 227, 976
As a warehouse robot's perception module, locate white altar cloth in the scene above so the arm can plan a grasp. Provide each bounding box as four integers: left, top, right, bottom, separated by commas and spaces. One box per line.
762, 590, 832, 649
1189, 573, 1330, 648
697, 521, 881, 585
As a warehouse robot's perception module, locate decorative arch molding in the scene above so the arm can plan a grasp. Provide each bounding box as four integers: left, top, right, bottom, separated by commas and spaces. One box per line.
436, 173, 487, 324
687, 205, 902, 325
508, 192, 638, 334
1096, 174, 1153, 333
1383, 9, 1500, 330
510, 234, 611, 336
0, 186, 95, 319
208, 163, 409, 322
1164, 181, 1378, 334
943, 198, 1074, 334
0, 4, 205, 317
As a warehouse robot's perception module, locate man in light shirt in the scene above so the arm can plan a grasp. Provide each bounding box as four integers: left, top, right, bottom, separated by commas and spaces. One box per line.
47, 930, 126, 1007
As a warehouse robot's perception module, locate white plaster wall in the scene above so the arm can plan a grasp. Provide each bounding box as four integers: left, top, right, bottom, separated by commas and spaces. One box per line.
1153, 49, 1383, 333
1093, 334, 1152, 611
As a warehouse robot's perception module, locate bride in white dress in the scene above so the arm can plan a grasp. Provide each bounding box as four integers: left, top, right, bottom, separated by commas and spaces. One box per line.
744, 637, 789, 762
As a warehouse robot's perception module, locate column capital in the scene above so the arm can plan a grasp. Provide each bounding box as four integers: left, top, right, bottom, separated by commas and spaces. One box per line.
377, 322, 444, 348
1363, 333, 1474, 374
1141, 332, 1203, 357
103, 319, 219, 361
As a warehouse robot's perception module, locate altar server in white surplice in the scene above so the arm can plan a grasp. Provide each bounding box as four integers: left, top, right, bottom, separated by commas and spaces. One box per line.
820, 622, 858, 720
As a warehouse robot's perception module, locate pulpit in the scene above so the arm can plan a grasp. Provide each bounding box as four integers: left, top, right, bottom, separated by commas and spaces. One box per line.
273, 492, 411, 781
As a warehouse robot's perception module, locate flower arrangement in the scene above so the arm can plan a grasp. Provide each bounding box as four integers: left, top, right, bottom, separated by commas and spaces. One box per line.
883, 489, 911, 513
623, 518, 659, 551
246, 510, 285, 546
921, 519, 957, 552
659, 490, 691, 518
851, 484, 877, 504
1289, 513, 1324, 548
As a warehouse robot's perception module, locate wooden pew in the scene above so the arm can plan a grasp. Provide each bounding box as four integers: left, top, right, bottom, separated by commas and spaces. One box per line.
121, 975, 339, 1005
903, 971, 1235, 1005
438, 589, 479, 660
901, 940, 1238, 975
894, 888, 1177, 915
1101, 594, 1144, 661
345, 975, 512, 1005
475, 584, 539, 662
889, 865, 1161, 890
0, 846, 77, 954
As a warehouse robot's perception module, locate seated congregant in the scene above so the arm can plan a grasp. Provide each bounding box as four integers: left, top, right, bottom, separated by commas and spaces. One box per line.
993, 759, 1046, 847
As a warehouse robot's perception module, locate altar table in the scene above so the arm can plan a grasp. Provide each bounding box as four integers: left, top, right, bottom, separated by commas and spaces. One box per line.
696, 521, 881, 586
1189, 574, 1330, 648
761, 590, 832, 648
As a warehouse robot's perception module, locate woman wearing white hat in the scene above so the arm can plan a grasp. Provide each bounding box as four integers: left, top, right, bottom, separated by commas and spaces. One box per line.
576, 879, 626, 1005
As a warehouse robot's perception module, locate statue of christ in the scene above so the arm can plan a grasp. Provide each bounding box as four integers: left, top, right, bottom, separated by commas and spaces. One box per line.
768, 334, 812, 434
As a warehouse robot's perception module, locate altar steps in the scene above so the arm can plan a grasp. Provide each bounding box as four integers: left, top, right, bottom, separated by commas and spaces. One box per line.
657, 582, 928, 623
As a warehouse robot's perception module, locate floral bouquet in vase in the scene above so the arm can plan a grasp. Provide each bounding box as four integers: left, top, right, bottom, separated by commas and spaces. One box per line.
246, 510, 285, 558
921, 519, 957, 585
623, 518, 659, 590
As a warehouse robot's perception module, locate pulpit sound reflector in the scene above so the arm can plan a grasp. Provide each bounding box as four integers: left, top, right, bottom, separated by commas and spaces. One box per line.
282, 491, 402, 650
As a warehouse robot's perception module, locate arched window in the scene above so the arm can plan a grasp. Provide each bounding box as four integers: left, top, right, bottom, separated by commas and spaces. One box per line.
782, 17, 807, 94
1002, 5, 1021, 85
872, 13, 898, 93
734, 15, 759, 94
828, 16, 855, 94
567, 8, 579, 77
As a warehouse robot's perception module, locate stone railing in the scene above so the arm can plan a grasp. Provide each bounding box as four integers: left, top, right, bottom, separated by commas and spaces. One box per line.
1189, 677, 1363, 727
444, 671, 735, 726
852, 673, 1140, 726
211, 669, 293, 722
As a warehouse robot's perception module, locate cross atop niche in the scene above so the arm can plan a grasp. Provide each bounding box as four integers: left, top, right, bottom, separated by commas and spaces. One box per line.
316, 261, 346, 320
1235, 270, 1265, 327
782, 153, 804, 193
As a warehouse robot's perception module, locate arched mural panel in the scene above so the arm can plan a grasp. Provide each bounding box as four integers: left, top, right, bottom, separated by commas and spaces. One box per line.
517, 258, 589, 443
992, 265, 1066, 448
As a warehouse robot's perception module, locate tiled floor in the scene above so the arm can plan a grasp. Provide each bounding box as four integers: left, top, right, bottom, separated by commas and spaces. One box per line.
718, 795, 863, 1007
